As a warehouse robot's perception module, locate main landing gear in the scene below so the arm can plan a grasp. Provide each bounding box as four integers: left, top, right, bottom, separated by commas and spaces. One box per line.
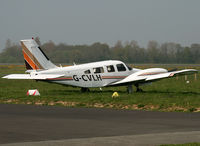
81, 87, 90, 92
127, 84, 143, 94
135, 84, 143, 92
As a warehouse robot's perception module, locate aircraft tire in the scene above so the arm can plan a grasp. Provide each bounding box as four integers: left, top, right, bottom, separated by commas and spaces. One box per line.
81, 88, 90, 92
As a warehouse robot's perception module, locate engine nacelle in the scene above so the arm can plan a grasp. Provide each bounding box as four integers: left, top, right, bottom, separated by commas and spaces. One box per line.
136, 68, 168, 76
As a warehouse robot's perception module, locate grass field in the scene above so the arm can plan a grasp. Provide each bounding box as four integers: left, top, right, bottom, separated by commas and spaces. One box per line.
0, 64, 200, 112
161, 142, 200, 146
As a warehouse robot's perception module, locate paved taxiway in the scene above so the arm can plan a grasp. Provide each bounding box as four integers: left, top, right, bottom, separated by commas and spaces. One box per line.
0, 104, 200, 146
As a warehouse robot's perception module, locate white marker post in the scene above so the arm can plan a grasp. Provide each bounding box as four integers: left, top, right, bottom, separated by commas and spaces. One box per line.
27, 89, 40, 96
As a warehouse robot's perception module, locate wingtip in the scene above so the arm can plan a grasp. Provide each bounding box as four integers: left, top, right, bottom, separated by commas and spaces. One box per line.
2, 75, 8, 79
190, 69, 198, 72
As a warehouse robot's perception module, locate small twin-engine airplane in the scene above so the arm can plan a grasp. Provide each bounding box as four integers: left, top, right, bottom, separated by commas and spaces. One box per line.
2, 38, 198, 93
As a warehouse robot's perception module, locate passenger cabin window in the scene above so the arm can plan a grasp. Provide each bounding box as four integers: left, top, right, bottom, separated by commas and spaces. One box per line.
107, 65, 115, 72
84, 69, 91, 74
116, 64, 126, 72
93, 67, 104, 74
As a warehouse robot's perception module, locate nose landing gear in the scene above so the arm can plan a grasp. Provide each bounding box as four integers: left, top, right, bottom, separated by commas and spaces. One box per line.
127, 85, 133, 94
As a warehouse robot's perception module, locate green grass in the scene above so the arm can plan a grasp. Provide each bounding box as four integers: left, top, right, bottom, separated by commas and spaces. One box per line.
161, 142, 200, 146
0, 64, 200, 112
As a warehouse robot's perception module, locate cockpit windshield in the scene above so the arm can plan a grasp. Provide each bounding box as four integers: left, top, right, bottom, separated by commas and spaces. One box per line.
125, 64, 132, 71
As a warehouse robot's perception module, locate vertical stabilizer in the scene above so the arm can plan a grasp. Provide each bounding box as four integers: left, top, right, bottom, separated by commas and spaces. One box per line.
21, 39, 57, 70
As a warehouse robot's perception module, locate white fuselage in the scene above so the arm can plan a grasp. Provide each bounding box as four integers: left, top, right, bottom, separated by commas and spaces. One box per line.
35, 60, 167, 88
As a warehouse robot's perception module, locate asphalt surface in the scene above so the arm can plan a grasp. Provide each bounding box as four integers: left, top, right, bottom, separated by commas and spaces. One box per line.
0, 104, 200, 145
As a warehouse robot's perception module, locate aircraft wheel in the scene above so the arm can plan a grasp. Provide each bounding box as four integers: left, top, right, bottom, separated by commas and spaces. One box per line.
136, 88, 143, 92
135, 84, 143, 92
81, 88, 90, 92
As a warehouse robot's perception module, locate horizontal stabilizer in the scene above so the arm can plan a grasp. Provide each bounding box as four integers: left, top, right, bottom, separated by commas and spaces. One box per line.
2, 74, 64, 80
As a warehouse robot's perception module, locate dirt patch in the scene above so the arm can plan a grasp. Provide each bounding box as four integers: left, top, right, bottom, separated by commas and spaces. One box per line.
0, 99, 199, 113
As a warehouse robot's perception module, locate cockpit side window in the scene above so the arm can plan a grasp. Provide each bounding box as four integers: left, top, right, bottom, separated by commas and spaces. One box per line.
93, 67, 104, 74
106, 65, 115, 72
84, 69, 91, 74
116, 64, 126, 72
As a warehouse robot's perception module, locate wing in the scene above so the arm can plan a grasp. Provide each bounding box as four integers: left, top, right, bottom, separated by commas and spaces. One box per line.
2, 74, 64, 80
110, 69, 198, 86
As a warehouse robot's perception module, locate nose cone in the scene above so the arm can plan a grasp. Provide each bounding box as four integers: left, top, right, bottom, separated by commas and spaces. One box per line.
161, 68, 168, 73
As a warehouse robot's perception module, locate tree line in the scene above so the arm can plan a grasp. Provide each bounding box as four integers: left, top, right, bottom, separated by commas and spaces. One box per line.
0, 37, 200, 64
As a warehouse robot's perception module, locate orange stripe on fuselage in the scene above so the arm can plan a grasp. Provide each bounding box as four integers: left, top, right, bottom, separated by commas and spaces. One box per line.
102, 76, 127, 79
23, 50, 39, 70
46, 77, 73, 80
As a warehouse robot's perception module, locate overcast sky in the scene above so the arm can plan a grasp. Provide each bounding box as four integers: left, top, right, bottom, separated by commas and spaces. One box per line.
0, 0, 200, 51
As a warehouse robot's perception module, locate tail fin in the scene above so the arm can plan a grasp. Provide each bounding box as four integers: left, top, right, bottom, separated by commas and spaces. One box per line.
21, 38, 57, 70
